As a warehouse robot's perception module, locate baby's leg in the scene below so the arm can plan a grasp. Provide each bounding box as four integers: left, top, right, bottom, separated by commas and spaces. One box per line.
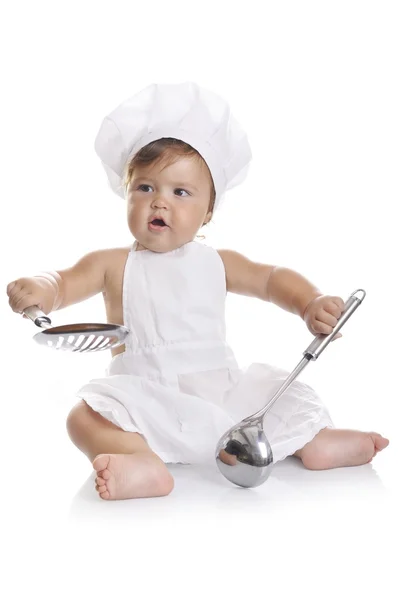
66, 400, 174, 500
294, 428, 389, 470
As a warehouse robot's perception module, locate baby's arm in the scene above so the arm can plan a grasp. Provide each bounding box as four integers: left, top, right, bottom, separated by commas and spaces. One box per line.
7, 250, 111, 316
218, 249, 320, 317
49, 250, 110, 310
218, 249, 345, 336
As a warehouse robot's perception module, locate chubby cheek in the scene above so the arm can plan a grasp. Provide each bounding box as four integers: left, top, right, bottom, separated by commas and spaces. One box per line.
177, 205, 206, 232
127, 205, 143, 235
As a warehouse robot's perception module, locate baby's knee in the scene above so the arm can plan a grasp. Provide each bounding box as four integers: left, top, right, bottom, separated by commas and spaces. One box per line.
66, 400, 99, 440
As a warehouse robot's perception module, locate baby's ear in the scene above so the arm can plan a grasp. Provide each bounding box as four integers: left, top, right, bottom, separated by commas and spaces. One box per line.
203, 211, 213, 226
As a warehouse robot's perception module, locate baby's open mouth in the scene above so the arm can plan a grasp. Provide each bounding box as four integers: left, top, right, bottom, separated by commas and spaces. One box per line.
149, 218, 169, 230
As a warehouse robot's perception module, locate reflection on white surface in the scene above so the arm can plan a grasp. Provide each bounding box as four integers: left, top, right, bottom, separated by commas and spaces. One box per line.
67, 454, 391, 521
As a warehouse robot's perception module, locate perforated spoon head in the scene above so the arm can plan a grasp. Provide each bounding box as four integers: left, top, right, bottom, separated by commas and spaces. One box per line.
33, 323, 129, 353
215, 416, 274, 488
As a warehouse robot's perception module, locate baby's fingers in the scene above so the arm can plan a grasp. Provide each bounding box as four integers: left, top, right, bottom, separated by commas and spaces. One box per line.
328, 296, 345, 315
312, 320, 343, 340
9, 290, 40, 314
6, 281, 17, 296
313, 319, 334, 335
317, 309, 338, 328
8, 286, 24, 311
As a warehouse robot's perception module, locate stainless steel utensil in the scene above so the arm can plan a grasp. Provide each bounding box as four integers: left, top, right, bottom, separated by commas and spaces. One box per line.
24, 306, 129, 353
215, 289, 366, 488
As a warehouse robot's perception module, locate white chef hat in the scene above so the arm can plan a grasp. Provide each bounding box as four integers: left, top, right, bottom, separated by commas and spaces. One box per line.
94, 82, 252, 210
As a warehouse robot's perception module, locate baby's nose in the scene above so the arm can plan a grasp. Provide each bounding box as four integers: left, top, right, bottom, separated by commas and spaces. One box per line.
152, 194, 169, 208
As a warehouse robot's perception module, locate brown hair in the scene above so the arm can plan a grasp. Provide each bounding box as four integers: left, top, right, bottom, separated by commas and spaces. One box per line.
124, 138, 216, 217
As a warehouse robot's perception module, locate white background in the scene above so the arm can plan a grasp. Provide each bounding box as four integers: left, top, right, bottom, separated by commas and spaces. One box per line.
1, 1, 397, 598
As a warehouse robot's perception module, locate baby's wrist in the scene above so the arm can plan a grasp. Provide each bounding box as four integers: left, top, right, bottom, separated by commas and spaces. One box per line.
34, 272, 61, 312
300, 293, 323, 320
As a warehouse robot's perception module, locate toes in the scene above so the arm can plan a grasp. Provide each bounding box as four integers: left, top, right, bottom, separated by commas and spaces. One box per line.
369, 432, 390, 451
93, 456, 113, 500
93, 454, 110, 473
95, 470, 110, 481
379, 437, 390, 450
95, 483, 108, 493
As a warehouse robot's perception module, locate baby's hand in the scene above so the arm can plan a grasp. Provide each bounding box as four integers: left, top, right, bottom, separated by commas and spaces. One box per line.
6, 277, 56, 317
303, 295, 345, 340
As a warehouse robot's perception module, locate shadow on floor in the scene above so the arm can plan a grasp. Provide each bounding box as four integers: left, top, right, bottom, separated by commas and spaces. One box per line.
67, 455, 388, 525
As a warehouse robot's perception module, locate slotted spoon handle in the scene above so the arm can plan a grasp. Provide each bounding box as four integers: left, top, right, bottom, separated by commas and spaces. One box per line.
303, 289, 366, 360
23, 306, 52, 329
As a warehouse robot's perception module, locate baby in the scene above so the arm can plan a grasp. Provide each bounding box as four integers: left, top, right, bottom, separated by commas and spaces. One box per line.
7, 83, 388, 501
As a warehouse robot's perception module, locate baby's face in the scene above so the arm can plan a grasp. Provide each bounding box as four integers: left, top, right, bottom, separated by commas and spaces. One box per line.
127, 156, 213, 253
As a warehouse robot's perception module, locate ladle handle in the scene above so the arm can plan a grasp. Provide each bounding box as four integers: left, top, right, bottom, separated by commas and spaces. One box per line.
23, 306, 52, 329
242, 288, 366, 424
303, 289, 366, 360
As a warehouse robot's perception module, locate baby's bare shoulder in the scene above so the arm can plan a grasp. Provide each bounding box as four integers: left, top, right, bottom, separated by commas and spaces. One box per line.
217, 249, 275, 299
72, 246, 130, 277
100, 246, 131, 279
101, 246, 131, 262
217, 249, 254, 276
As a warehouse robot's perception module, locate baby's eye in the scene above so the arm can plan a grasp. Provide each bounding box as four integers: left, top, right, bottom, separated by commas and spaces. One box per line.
137, 184, 153, 192
174, 188, 190, 197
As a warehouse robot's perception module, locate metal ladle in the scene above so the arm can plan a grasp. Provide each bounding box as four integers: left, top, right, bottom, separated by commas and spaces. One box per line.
215, 289, 366, 488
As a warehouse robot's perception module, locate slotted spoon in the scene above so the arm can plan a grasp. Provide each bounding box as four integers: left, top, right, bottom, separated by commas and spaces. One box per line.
23, 306, 129, 353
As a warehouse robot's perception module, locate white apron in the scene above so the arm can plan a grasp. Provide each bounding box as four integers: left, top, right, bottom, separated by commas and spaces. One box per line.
77, 241, 333, 464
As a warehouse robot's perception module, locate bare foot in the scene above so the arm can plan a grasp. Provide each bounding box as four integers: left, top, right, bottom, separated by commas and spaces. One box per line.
367, 431, 390, 461
295, 428, 390, 470
93, 452, 174, 500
